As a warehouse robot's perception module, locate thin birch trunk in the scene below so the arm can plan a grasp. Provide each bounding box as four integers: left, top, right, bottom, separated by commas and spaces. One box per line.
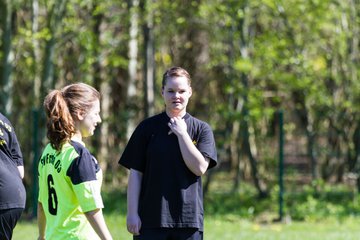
0, 0, 13, 115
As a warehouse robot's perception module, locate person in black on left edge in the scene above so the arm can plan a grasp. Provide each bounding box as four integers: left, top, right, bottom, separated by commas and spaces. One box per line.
0, 112, 26, 240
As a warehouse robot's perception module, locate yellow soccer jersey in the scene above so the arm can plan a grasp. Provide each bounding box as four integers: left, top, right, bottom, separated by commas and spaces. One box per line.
38, 140, 103, 240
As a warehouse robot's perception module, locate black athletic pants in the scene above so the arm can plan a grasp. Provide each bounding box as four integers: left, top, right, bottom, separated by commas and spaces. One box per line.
0, 208, 23, 240
133, 228, 203, 240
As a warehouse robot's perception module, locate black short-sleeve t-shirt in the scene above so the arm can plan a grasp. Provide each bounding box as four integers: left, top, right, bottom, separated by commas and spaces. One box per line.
0, 113, 26, 210
119, 112, 217, 231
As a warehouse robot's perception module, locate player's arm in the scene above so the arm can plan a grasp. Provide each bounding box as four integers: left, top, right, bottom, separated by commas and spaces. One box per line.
169, 117, 209, 176
85, 208, 113, 240
177, 132, 209, 176
127, 169, 142, 235
37, 202, 46, 240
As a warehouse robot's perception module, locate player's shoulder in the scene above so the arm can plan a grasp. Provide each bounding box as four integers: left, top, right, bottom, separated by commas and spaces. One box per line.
0, 112, 7, 122
0, 113, 13, 132
185, 113, 211, 128
69, 140, 91, 157
136, 112, 167, 130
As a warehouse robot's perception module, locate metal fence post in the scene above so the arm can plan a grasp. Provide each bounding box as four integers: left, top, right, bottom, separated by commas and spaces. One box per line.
32, 108, 40, 217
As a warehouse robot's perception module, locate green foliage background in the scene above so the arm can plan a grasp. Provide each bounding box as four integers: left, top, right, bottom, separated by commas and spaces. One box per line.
0, 0, 359, 221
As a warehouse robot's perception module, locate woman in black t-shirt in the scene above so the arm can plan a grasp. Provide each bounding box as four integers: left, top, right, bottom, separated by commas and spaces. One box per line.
0, 112, 26, 240
119, 67, 217, 240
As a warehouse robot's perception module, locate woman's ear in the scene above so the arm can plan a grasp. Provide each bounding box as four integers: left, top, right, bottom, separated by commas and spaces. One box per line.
75, 111, 85, 121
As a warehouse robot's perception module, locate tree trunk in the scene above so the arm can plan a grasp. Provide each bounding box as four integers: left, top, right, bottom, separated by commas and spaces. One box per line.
277, 3, 319, 180
353, 123, 360, 191
240, 81, 268, 198
242, 118, 268, 198
28, 0, 45, 218
231, 100, 242, 192
140, 0, 155, 118
233, 1, 267, 197
0, 0, 13, 115
32, 0, 41, 106
126, 0, 140, 140
90, 3, 109, 179
40, 0, 68, 99
98, 82, 111, 178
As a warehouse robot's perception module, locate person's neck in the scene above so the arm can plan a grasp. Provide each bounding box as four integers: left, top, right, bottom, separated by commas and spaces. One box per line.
166, 109, 186, 118
71, 132, 83, 143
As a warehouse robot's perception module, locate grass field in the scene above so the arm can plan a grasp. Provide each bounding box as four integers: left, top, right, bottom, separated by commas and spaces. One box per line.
14, 172, 360, 239
12, 214, 360, 240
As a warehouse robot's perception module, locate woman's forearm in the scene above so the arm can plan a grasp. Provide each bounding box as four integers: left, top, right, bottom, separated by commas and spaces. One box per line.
126, 169, 143, 235
85, 209, 113, 240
